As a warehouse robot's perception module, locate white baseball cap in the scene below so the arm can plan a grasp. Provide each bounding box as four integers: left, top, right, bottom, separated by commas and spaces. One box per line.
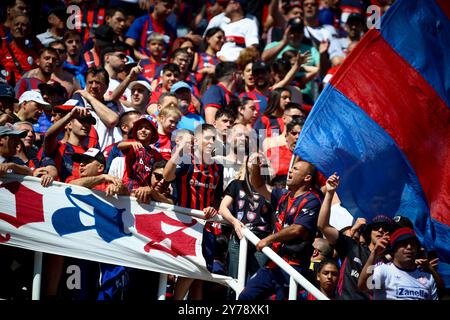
128, 80, 152, 93
18, 90, 51, 106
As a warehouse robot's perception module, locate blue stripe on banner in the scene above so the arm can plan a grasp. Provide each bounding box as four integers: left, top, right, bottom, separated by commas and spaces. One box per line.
380, 0, 450, 108
295, 85, 436, 251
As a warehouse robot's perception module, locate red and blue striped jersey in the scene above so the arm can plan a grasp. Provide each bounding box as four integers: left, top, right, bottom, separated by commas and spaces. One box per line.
140, 57, 164, 82
122, 140, 163, 192
254, 114, 285, 138
201, 83, 236, 117
76, 5, 106, 46
125, 14, 176, 57
239, 89, 269, 124
47, 141, 87, 183
174, 159, 223, 211
195, 52, 219, 86
14, 77, 43, 98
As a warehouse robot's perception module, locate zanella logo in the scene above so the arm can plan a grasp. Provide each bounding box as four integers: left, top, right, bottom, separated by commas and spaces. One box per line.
0, 181, 45, 242
397, 287, 428, 299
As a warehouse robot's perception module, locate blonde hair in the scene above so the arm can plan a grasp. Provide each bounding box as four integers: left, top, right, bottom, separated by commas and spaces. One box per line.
158, 104, 182, 120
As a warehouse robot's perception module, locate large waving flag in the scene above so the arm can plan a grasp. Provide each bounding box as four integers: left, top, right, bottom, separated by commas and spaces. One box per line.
295, 0, 450, 286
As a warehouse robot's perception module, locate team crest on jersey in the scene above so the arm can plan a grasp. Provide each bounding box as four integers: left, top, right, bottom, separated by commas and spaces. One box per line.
237, 211, 244, 221
238, 200, 245, 210
290, 207, 297, 215
239, 191, 246, 198
249, 201, 258, 211
27, 56, 34, 65
418, 277, 428, 285
253, 194, 259, 201
246, 211, 256, 222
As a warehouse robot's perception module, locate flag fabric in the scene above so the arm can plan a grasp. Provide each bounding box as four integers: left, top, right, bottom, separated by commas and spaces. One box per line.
0, 174, 233, 287
295, 0, 450, 286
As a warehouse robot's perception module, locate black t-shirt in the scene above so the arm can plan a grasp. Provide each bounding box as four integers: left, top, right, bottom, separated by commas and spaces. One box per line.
335, 232, 371, 300
224, 179, 274, 237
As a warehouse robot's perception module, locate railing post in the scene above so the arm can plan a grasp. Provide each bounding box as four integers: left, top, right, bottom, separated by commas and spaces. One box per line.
157, 273, 168, 300
236, 236, 248, 299
32, 251, 43, 300
289, 276, 298, 300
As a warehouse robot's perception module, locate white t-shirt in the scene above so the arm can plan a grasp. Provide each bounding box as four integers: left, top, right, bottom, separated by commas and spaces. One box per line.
108, 156, 125, 179
372, 262, 438, 300
206, 13, 259, 62
304, 25, 345, 60
105, 78, 131, 112
79, 96, 122, 151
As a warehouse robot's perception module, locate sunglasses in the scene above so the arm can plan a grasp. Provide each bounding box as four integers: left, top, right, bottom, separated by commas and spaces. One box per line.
153, 172, 164, 181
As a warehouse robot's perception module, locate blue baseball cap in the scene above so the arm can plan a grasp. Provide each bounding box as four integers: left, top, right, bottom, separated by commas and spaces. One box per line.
0, 83, 18, 102
170, 81, 192, 93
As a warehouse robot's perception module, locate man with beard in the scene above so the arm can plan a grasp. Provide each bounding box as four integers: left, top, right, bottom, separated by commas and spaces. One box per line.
14, 47, 59, 97
37, 6, 68, 47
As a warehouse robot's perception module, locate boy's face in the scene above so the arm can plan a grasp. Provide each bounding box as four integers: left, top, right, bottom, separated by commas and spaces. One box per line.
147, 40, 164, 58
135, 122, 154, 143
172, 53, 189, 74
131, 85, 151, 107
214, 115, 233, 135
161, 70, 179, 91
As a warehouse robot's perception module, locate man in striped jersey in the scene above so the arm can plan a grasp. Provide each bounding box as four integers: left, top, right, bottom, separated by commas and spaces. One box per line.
163, 124, 224, 300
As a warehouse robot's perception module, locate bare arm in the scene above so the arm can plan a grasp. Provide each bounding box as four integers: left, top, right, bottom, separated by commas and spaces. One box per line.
0, 163, 33, 176
43, 106, 90, 156
219, 195, 245, 239
317, 173, 340, 246
261, 30, 289, 63
77, 90, 119, 128
126, 38, 149, 60
248, 152, 272, 202
204, 107, 218, 125
268, 0, 286, 28
69, 174, 109, 188
272, 51, 312, 90
256, 224, 309, 251
358, 237, 388, 292
105, 64, 143, 103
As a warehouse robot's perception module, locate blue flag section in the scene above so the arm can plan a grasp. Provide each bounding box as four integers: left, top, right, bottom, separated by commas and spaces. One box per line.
295, 0, 450, 286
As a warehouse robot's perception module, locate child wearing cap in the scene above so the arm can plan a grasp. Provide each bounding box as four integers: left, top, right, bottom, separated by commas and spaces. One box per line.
117, 116, 163, 198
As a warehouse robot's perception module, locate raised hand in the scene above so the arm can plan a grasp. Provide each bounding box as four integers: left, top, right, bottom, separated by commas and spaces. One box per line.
326, 172, 340, 193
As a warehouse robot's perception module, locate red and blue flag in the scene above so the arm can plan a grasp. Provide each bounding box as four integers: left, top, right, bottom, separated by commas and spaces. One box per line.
295, 0, 450, 286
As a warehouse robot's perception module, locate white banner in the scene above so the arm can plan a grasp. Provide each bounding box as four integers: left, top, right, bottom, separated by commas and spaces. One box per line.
0, 174, 234, 287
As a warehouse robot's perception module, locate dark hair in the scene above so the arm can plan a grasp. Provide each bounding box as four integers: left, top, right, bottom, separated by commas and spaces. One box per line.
118, 110, 141, 129
106, 7, 127, 18
285, 102, 304, 114
63, 30, 81, 42
316, 258, 339, 274
86, 67, 110, 87
162, 63, 180, 77
264, 87, 291, 116
215, 62, 238, 82
272, 59, 291, 78
215, 108, 236, 122
286, 117, 305, 133
153, 159, 168, 170
171, 47, 190, 60
202, 27, 224, 51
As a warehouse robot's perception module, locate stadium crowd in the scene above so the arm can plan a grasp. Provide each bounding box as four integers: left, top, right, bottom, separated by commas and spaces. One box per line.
0, 0, 445, 301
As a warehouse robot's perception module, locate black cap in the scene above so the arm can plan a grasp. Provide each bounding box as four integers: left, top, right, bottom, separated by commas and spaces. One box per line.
288, 17, 304, 33
347, 13, 365, 25
38, 81, 68, 99
393, 215, 414, 230
252, 60, 270, 74
94, 25, 116, 43
48, 5, 69, 21
72, 148, 105, 165
0, 83, 18, 102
